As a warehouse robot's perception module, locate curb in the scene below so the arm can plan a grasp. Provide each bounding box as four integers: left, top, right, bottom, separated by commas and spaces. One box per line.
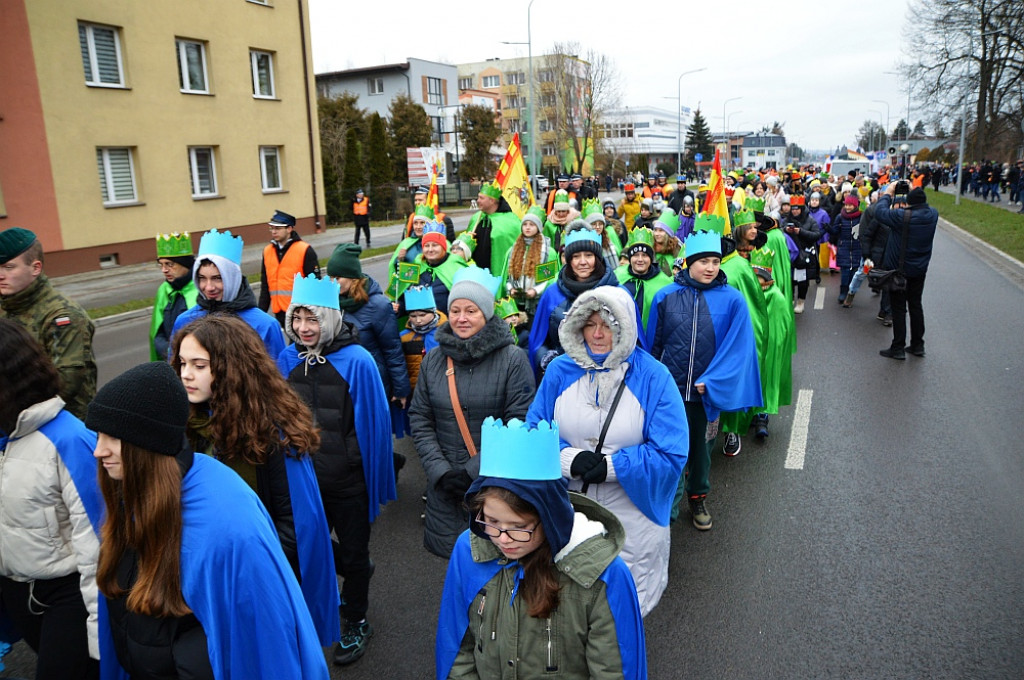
937, 216, 1024, 291
94, 251, 395, 326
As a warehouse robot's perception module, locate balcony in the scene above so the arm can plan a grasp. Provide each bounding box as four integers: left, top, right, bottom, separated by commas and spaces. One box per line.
500, 84, 520, 95
503, 108, 520, 120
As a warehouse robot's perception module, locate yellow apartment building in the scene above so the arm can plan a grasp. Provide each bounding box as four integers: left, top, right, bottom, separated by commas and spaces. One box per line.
0, 0, 324, 275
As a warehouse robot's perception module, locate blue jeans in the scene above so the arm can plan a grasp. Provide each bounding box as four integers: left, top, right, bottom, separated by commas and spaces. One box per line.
849, 259, 868, 295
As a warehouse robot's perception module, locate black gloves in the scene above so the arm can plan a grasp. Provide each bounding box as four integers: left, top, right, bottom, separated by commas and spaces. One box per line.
570, 450, 608, 484
438, 469, 473, 499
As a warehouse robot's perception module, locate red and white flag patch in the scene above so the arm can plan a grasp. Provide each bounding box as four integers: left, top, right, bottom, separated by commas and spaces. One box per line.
55, 316, 72, 327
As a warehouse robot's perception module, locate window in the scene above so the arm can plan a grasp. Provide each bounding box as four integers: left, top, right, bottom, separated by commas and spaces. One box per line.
188, 147, 218, 197
542, 145, 556, 156
96, 147, 137, 205
508, 120, 520, 133
458, 77, 473, 90
426, 76, 443, 105
260, 146, 282, 191
538, 70, 554, 83
79, 22, 125, 87
506, 95, 520, 109
250, 50, 275, 98
176, 39, 209, 93
368, 77, 384, 95
482, 75, 500, 88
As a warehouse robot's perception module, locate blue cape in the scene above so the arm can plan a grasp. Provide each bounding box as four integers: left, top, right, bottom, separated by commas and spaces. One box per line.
170, 305, 285, 360
178, 454, 330, 678
436, 530, 647, 680
277, 344, 397, 523
526, 349, 688, 526
646, 281, 763, 422
282, 451, 342, 645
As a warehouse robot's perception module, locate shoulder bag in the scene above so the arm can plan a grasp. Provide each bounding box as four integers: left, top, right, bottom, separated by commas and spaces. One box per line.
867, 208, 911, 293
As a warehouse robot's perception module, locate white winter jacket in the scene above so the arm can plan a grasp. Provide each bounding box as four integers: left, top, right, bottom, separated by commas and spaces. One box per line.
0, 396, 101, 658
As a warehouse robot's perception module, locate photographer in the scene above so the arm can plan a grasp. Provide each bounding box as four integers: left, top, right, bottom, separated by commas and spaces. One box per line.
872, 182, 938, 360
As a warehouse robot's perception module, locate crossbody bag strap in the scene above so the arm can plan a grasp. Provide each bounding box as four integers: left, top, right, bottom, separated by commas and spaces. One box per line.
897, 208, 911, 272
581, 378, 629, 494
446, 356, 478, 457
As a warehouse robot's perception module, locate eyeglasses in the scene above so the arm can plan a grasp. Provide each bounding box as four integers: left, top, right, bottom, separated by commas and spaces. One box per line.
474, 513, 538, 542
157, 261, 177, 271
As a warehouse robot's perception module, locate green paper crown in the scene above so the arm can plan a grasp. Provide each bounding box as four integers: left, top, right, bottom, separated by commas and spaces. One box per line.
626, 226, 656, 250
581, 198, 602, 219
552, 189, 570, 207
156, 232, 193, 258
524, 205, 547, 224
745, 197, 766, 213
653, 209, 679, 234
495, 297, 520, 319
749, 247, 774, 270
414, 205, 435, 220
480, 183, 502, 200
455, 230, 477, 250
732, 210, 756, 228
693, 212, 727, 237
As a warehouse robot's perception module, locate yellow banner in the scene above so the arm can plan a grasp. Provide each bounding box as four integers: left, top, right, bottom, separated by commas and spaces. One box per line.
494, 133, 535, 219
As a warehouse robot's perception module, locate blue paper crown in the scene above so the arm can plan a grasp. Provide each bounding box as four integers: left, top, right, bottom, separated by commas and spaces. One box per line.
403, 285, 436, 311
452, 266, 500, 297
197, 229, 243, 265
422, 220, 446, 236
683, 229, 721, 259
479, 418, 561, 481
291, 273, 340, 311
563, 228, 601, 249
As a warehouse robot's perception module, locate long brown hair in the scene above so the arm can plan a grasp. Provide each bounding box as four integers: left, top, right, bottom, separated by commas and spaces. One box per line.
471, 486, 560, 618
170, 314, 319, 463
96, 442, 191, 616
507, 231, 545, 281
0, 319, 60, 433
343, 277, 370, 305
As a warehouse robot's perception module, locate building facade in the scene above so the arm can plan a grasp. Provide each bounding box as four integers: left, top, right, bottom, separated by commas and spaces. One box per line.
739, 133, 787, 170
0, 0, 325, 276
597, 106, 694, 174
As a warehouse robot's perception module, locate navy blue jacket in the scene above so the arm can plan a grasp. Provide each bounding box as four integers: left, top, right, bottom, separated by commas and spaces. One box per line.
343, 277, 411, 399
873, 195, 938, 277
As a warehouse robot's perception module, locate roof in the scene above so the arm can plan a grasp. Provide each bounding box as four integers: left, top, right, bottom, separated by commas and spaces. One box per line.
316, 62, 410, 79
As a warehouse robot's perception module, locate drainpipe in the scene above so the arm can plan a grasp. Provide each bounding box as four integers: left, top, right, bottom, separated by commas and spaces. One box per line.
297, 0, 322, 232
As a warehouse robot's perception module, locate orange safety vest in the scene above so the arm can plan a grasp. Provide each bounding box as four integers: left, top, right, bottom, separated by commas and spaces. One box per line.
263, 241, 310, 313
545, 189, 577, 213
641, 184, 662, 200
353, 197, 369, 215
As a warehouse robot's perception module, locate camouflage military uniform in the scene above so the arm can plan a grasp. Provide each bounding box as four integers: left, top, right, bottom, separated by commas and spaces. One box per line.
1, 274, 97, 419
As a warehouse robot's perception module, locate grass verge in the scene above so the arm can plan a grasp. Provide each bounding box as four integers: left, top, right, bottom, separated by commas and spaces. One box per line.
930, 191, 1024, 262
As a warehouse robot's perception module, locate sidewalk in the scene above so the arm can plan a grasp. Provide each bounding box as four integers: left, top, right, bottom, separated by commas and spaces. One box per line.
936, 182, 1024, 213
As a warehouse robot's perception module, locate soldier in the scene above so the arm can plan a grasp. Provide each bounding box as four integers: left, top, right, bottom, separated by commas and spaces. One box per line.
0, 227, 96, 419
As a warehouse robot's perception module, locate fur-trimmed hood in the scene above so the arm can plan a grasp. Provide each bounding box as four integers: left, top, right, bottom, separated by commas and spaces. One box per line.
558, 286, 637, 371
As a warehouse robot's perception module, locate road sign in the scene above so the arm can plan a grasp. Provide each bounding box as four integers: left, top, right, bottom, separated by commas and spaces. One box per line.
694, 153, 703, 162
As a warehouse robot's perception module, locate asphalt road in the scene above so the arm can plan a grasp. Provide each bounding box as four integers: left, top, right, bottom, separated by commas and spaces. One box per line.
5, 209, 1024, 678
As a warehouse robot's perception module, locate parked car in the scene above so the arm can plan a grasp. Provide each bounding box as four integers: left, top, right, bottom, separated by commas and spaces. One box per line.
531, 175, 549, 191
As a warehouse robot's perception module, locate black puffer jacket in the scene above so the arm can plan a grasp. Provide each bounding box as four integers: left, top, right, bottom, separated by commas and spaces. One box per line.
409, 316, 535, 557
283, 322, 366, 502
785, 211, 821, 280
858, 202, 889, 264
874, 195, 938, 277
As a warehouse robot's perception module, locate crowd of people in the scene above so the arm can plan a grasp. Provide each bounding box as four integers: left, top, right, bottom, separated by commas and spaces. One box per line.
0, 154, 947, 678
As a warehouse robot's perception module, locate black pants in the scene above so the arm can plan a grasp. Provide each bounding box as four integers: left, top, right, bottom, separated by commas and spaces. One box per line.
889, 274, 926, 350
0, 573, 98, 680
322, 492, 373, 622
353, 221, 371, 246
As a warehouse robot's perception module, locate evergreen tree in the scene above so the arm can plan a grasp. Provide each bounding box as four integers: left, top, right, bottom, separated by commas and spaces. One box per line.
893, 118, 909, 141
388, 94, 433, 186
318, 93, 366, 224
912, 120, 927, 137
322, 158, 343, 225
342, 127, 363, 222
685, 108, 714, 167
367, 112, 393, 217
458, 104, 500, 181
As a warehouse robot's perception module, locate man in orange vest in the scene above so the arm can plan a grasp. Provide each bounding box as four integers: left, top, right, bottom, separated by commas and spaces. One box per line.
258, 210, 321, 325
352, 188, 372, 246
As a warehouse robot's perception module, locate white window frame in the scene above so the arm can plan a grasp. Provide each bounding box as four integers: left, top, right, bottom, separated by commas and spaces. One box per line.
457, 77, 473, 90
176, 39, 209, 94
79, 22, 125, 88
96, 147, 138, 205
188, 147, 218, 198
260, 146, 283, 192
482, 75, 500, 88
426, 76, 443, 105
368, 77, 384, 95
250, 50, 276, 98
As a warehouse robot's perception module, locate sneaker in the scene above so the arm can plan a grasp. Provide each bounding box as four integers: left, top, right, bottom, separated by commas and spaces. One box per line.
794, 299, 805, 314
688, 496, 712, 530
879, 347, 906, 360
723, 433, 741, 457
754, 414, 769, 440
843, 292, 855, 308
882, 314, 893, 327
907, 345, 926, 357
876, 311, 887, 321
334, 620, 373, 665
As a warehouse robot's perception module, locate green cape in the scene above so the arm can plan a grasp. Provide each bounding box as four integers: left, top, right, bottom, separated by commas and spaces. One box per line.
719, 252, 769, 434
149, 279, 199, 361
467, 210, 522, 275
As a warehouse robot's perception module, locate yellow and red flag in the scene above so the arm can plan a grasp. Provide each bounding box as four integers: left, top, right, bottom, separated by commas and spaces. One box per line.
494, 133, 535, 218
702, 149, 731, 234
426, 159, 441, 214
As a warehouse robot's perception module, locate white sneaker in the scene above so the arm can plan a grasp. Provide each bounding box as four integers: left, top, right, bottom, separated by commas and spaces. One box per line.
794, 299, 805, 314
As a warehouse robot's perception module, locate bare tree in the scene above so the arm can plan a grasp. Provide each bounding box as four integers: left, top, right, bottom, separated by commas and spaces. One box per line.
547, 42, 620, 174
901, 0, 1024, 160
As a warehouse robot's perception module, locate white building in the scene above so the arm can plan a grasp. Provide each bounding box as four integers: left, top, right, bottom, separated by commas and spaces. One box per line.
597, 106, 694, 173
741, 133, 787, 170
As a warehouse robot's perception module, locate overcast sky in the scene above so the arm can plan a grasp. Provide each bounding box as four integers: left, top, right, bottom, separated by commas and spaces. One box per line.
308, 0, 917, 153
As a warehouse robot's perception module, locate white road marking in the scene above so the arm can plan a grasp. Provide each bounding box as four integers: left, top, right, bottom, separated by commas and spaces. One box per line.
814, 286, 826, 310
785, 389, 814, 470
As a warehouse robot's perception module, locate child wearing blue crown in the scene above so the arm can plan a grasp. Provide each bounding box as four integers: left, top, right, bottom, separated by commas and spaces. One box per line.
436, 418, 647, 680
646, 222, 763, 532
277, 273, 397, 666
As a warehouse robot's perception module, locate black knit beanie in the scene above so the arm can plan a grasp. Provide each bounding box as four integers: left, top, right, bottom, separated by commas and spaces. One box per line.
86, 362, 189, 456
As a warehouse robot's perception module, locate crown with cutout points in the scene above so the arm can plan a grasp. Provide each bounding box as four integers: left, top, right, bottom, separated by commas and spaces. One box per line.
197, 229, 243, 265
155, 232, 192, 258
291, 273, 340, 311
479, 418, 561, 481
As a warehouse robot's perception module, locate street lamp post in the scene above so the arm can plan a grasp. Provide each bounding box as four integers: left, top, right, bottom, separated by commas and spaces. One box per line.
726, 111, 743, 165
871, 99, 890, 145
436, 104, 463, 204
722, 97, 741, 162
673, 67, 707, 173
869, 108, 884, 153
501, 0, 539, 196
